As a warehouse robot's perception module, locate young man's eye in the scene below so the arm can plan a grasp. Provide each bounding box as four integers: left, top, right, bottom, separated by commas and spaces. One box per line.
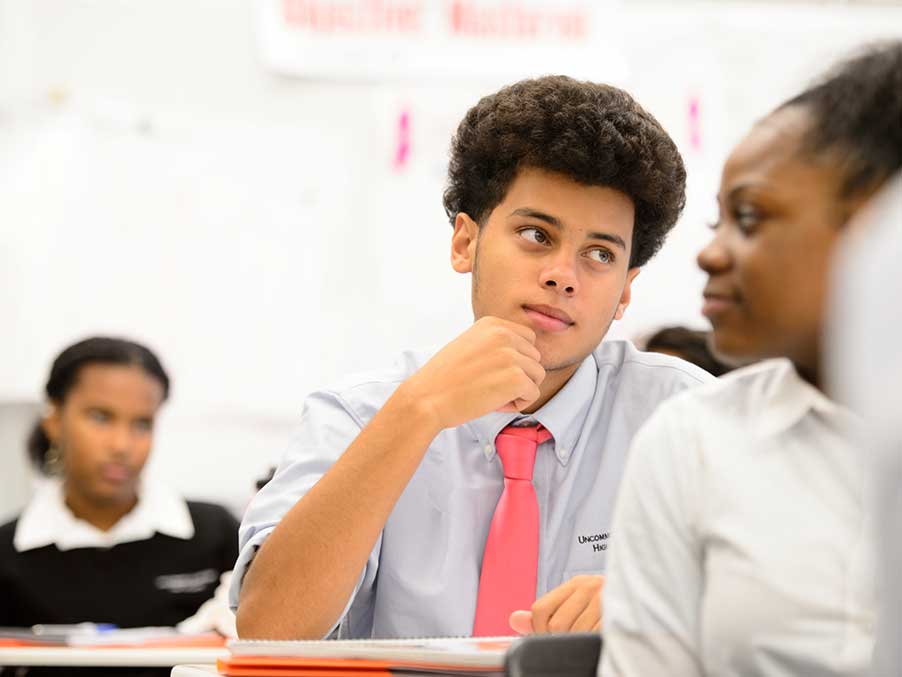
587, 248, 614, 264
518, 227, 549, 245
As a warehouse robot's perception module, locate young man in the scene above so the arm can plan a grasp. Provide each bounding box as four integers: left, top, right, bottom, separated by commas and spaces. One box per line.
231, 75, 712, 640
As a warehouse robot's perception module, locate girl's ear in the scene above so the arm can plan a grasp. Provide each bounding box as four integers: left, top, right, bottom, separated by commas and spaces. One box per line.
42, 403, 61, 446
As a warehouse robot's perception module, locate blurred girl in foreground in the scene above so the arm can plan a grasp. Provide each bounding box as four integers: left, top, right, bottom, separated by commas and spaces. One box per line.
601, 42, 902, 677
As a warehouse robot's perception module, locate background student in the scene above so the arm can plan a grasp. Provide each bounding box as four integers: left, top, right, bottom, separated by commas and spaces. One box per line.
0, 337, 239, 634
233, 75, 712, 641
641, 326, 732, 376
600, 42, 902, 677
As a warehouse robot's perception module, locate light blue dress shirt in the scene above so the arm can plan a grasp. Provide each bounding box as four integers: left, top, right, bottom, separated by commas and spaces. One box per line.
230, 339, 712, 639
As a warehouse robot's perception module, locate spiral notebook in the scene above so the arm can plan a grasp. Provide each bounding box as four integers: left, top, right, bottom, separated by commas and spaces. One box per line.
218, 636, 514, 676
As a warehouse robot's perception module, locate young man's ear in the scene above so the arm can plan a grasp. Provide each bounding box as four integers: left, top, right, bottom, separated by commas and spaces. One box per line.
614, 268, 641, 320
450, 213, 479, 274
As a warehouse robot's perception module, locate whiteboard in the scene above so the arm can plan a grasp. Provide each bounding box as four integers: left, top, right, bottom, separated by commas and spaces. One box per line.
1, 0, 900, 509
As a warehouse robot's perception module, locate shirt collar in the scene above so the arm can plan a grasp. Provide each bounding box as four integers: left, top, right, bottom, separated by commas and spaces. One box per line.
13, 477, 194, 553
756, 358, 854, 437
465, 353, 598, 467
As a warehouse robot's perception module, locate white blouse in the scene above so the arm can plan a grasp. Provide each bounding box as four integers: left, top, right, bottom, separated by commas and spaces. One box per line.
14, 477, 194, 552
600, 359, 875, 677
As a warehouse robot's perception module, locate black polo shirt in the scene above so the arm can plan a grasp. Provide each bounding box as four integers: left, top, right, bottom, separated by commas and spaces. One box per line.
0, 501, 238, 676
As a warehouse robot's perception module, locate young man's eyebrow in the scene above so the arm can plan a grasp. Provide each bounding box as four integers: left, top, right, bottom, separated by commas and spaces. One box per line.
510, 207, 564, 230
509, 208, 628, 250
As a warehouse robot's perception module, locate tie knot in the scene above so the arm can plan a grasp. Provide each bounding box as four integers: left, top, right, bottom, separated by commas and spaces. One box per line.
494, 424, 552, 480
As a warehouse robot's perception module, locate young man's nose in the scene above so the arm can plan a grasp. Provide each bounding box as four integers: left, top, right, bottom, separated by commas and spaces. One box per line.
539, 264, 578, 296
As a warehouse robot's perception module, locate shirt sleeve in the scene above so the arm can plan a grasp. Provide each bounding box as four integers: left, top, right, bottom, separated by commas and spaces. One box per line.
228, 388, 383, 638
599, 398, 706, 677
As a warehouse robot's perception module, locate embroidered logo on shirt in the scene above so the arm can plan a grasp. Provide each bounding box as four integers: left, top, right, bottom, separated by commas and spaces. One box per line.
155, 568, 218, 594
577, 532, 610, 553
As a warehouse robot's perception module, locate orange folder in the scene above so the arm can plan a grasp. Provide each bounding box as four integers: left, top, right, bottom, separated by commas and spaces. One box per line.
217, 655, 501, 676
218, 656, 392, 675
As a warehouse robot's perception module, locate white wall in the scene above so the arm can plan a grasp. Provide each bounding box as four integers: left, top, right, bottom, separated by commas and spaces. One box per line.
2, 0, 900, 515
0, 401, 39, 522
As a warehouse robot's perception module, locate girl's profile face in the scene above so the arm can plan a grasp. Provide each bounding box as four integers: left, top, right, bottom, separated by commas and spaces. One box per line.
43, 363, 165, 506
697, 105, 858, 381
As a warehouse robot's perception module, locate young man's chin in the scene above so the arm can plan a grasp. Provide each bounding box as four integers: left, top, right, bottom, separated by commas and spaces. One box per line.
536, 329, 604, 366
537, 345, 591, 374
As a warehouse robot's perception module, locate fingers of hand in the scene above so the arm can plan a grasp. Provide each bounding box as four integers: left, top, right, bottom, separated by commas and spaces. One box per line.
529, 582, 573, 633
487, 331, 541, 373
508, 398, 535, 412
512, 352, 545, 387
568, 596, 602, 633
470, 318, 543, 386
545, 589, 593, 634
531, 576, 603, 634
476, 316, 537, 346
494, 358, 541, 409
510, 377, 541, 410
508, 610, 534, 635
506, 331, 542, 363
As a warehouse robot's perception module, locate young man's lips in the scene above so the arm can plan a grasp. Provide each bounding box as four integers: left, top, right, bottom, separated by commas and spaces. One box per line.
523, 305, 574, 332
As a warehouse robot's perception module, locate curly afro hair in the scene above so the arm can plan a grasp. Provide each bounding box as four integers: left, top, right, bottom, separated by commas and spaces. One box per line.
779, 41, 902, 199
442, 75, 686, 268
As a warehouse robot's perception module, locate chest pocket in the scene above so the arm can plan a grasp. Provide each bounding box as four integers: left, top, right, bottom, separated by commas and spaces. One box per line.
561, 529, 611, 583
154, 568, 218, 594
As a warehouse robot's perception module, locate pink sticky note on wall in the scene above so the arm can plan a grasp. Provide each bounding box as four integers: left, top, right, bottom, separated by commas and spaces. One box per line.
393, 109, 411, 171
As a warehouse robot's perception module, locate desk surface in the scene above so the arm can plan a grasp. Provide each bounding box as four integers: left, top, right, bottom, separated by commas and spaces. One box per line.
0, 646, 228, 667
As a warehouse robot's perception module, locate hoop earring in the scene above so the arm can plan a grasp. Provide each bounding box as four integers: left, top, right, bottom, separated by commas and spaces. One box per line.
44, 445, 63, 476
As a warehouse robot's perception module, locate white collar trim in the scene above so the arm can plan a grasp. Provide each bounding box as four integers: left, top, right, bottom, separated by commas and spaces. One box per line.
13, 477, 194, 552
754, 359, 854, 437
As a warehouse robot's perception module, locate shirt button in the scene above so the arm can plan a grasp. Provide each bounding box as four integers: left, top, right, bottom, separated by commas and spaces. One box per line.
557, 448, 567, 456
484, 444, 493, 454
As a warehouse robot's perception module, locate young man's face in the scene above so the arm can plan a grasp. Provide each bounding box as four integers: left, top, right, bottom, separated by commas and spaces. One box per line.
452, 166, 639, 377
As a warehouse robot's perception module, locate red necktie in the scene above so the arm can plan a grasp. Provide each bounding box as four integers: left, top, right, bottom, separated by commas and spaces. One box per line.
472, 424, 552, 636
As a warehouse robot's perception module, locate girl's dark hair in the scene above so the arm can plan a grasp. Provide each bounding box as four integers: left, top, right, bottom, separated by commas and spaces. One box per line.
778, 41, 902, 198
27, 336, 170, 473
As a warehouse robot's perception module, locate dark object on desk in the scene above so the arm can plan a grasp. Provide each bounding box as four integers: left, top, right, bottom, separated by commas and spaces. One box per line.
504, 633, 602, 677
